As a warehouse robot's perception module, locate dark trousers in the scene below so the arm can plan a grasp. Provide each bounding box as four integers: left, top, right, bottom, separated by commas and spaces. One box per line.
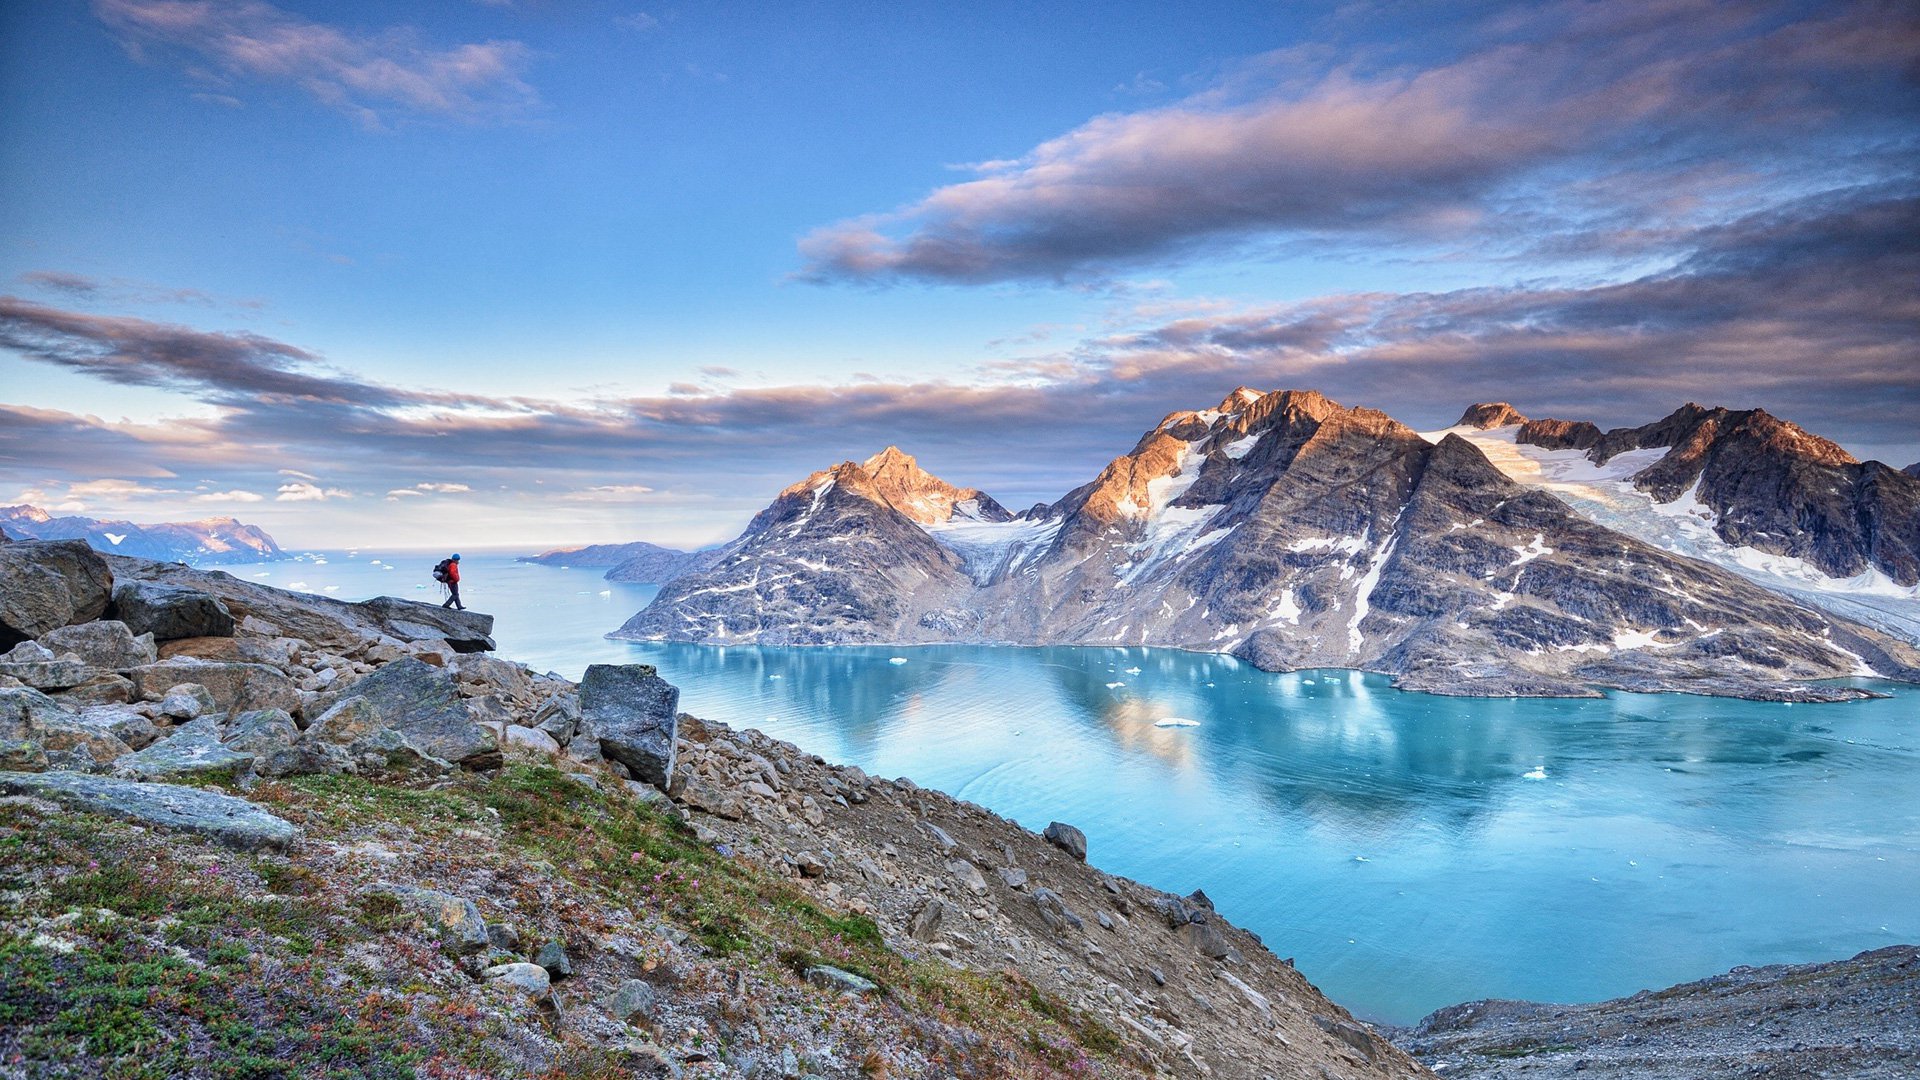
442, 582, 463, 610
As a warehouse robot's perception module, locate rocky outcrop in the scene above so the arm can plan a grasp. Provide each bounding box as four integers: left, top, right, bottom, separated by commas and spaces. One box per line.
310, 657, 499, 769
622, 388, 1920, 700
1455, 402, 1530, 429
1392, 945, 1920, 1079
0, 539, 114, 646
0, 504, 284, 564
1522, 404, 1920, 586
1515, 417, 1602, 450
0, 769, 297, 850
110, 580, 236, 641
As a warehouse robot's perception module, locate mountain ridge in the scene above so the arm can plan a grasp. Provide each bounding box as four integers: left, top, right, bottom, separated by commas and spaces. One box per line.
0, 504, 284, 565
616, 389, 1920, 701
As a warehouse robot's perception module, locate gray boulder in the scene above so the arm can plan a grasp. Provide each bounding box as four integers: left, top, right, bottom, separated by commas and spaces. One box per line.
74, 706, 156, 749
159, 683, 216, 720
0, 539, 114, 646
1031, 887, 1085, 934
531, 693, 580, 746
352, 596, 496, 653
605, 979, 659, 1026
40, 621, 157, 669
0, 687, 132, 772
113, 718, 254, 781
0, 642, 98, 690
0, 769, 297, 851
223, 708, 299, 756
483, 962, 550, 995
112, 580, 235, 642
1043, 821, 1087, 861
534, 940, 572, 979
803, 964, 877, 995
580, 663, 679, 788
313, 658, 498, 769
56, 673, 136, 707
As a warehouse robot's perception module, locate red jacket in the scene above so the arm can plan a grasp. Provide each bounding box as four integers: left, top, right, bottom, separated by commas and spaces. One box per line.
447, 560, 461, 583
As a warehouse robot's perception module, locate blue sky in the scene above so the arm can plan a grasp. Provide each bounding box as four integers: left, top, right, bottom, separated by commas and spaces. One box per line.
2, 0, 1915, 548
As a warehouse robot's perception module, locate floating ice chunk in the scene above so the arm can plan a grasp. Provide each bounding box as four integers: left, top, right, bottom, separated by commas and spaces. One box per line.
1153, 717, 1199, 728
599, 590, 612, 597
1523, 766, 1548, 780
1124, 666, 1142, 675
1104, 681, 1126, 689
768, 674, 783, 680
1352, 855, 1369, 863
888, 657, 909, 665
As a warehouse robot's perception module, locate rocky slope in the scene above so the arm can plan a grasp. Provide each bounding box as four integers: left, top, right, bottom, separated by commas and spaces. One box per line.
1495, 404, 1920, 587
521, 541, 724, 585
619, 389, 1920, 700
1, 503, 285, 564
1391, 946, 1920, 1079
1, 537, 1426, 1078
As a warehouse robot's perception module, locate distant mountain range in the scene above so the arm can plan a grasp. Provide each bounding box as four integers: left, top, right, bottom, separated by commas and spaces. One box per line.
0, 504, 285, 565
604, 389, 1920, 701
519, 540, 722, 584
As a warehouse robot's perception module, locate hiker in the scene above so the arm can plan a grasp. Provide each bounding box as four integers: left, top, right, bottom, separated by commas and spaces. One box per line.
434, 553, 465, 610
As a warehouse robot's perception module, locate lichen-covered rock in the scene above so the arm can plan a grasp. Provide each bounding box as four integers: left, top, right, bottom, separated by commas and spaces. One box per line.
803, 964, 877, 995
0, 769, 296, 850
112, 718, 254, 781
531, 693, 580, 746
55, 672, 136, 706
0, 687, 132, 772
159, 683, 216, 720
503, 724, 560, 756
312, 658, 497, 769
580, 663, 678, 788
605, 979, 659, 1026
39, 620, 157, 669
0, 641, 98, 690
484, 962, 551, 996
112, 580, 236, 642
223, 708, 299, 756
363, 882, 489, 955
0, 539, 113, 646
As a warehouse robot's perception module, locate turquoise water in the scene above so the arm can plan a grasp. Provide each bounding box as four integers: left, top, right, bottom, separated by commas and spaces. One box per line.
235, 551, 1920, 1024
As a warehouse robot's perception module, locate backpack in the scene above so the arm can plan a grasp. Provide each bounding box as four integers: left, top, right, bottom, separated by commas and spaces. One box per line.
432, 558, 453, 583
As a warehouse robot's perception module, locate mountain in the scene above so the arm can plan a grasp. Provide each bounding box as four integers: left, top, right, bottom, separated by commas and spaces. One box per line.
617, 389, 1920, 700
1434, 404, 1920, 642
520, 541, 723, 585
0, 504, 284, 564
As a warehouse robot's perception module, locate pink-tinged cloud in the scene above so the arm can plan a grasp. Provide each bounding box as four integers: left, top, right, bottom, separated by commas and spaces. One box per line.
798, 0, 1920, 283
94, 0, 539, 127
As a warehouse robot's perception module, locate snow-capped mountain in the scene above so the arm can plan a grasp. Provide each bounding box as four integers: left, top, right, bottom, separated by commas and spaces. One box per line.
1436, 404, 1920, 642
0, 505, 285, 564
615, 390, 1920, 700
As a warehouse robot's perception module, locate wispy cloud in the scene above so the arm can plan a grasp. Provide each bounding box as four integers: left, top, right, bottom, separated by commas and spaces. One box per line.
798, 0, 1920, 284
275, 480, 353, 501
18, 270, 264, 311
94, 0, 541, 128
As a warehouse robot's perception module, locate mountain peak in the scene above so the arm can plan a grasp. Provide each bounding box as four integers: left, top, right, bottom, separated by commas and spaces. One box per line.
1456, 402, 1529, 429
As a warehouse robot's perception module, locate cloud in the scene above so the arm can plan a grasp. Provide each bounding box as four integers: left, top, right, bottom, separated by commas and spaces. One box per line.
561, 484, 656, 502
798, 1, 1920, 284
18, 270, 264, 311
414, 482, 471, 493
66, 479, 181, 500
614, 12, 659, 33
18, 271, 100, 298
3, 187, 1914, 533
94, 0, 540, 128
192, 489, 263, 502
276, 481, 352, 501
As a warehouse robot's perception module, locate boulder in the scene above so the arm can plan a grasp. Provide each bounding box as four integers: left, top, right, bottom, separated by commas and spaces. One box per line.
909, 898, 954, 942
159, 683, 216, 720
534, 940, 572, 979
56, 673, 136, 707
159, 635, 296, 667
112, 580, 236, 642
74, 706, 156, 749
223, 708, 299, 756
605, 979, 659, 1026
40, 621, 157, 669
300, 695, 449, 775
312, 658, 498, 769
803, 965, 877, 995
0, 769, 297, 851
504, 724, 561, 756
112, 718, 254, 781
0, 540, 114, 646
531, 694, 580, 746
363, 883, 489, 955
256, 741, 353, 779
580, 663, 679, 788
1043, 821, 1088, 862
484, 962, 551, 996
449, 654, 534, 703
1031, 887, 1085, 934
0, 642, 98, 690
126, 659, 298, 718
0, 687, 132, 772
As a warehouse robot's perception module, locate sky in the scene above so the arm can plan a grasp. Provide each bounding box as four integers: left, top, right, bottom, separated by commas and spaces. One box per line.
1, 0, 1915, 550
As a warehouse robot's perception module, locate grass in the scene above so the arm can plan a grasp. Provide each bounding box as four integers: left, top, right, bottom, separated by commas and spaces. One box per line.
3, 764, 1151, 1078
